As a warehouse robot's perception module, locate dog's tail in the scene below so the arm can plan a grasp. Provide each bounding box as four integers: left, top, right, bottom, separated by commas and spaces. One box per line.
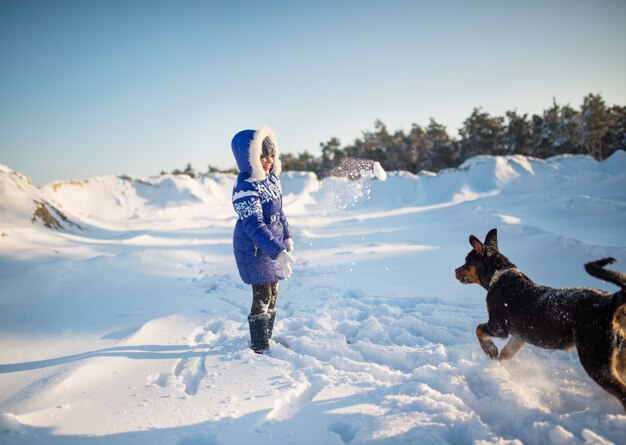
585, 257, 626, 290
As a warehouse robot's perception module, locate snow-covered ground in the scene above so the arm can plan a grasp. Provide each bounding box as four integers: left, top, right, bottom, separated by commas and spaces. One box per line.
1, 152, 625, 445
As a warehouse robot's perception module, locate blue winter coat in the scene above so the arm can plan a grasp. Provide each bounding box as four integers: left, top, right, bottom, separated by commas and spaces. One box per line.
231, 127, 291, 285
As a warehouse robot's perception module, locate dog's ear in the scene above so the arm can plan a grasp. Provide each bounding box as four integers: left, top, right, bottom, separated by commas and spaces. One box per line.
484, 228, 498, 249
470, 235, 484, 254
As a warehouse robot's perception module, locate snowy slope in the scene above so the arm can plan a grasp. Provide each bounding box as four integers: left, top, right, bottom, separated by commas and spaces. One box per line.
0, 152, 625, 445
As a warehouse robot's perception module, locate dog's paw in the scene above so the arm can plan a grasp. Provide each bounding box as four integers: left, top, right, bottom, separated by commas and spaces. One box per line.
480, 341, 499, 359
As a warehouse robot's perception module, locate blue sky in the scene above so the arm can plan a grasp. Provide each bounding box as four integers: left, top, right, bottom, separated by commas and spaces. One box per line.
1, 0, 625, 185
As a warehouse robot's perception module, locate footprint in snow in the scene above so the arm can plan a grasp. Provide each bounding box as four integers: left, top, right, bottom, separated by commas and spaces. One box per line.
254, 373, 327, 432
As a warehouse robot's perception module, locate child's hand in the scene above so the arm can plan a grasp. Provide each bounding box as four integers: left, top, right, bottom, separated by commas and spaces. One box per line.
277, 250, 296, 278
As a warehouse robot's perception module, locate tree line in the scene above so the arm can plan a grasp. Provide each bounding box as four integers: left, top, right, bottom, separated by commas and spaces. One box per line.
165, 93, 624, 179
162, 163, 237, 178
281, 93, 625, 177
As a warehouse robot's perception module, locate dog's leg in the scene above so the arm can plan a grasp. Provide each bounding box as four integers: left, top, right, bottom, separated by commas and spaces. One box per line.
596, 363, 626, 412
476, 324, 499, 359
499, 335, 525, 360
577, 341, 626, 412
610, 310, 626, 411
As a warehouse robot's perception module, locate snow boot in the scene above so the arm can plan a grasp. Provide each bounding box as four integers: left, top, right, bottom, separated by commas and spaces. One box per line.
248, 313, 270, 354
267, 311, 277, 339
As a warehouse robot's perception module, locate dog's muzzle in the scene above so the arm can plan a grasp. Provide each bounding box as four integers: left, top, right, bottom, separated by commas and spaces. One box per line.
455, 267, 468, 283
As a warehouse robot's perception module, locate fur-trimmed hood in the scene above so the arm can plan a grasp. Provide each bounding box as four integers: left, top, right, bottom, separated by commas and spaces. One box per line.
231, 127, 282, 181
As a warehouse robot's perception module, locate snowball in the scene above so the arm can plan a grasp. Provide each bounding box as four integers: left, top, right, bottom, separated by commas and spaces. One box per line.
372, 162, 387, 181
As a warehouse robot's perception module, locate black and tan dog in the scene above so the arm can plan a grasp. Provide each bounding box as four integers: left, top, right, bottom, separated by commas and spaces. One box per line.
455, 228, 626, 411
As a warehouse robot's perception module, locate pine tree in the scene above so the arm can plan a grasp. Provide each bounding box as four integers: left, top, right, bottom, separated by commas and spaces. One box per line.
386, 129, 409, 171
320, 137, 342, 174
361, 120, 392, 165
530, 114, 546, 158
183, 163, 196, 178
607, 105, 626, 157
540, 100, 561, 157
404, 124, 427, 172
503, 111, 532, 155
557, 105, 580, 155
578, 93, 610, 159
459, 108, 505, 159
424, 119, 457, 171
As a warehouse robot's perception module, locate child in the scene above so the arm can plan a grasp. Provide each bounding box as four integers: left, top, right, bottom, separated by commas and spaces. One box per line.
231, 127, 295, 353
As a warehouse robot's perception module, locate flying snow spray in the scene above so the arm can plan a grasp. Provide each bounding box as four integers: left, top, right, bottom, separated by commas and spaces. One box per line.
314, 158, 388, 215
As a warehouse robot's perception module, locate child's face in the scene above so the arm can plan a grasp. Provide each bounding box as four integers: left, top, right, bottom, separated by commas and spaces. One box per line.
260, 155, 274, 173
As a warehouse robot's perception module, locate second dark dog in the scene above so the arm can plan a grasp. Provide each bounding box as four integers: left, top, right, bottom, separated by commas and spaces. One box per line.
455, 228, 626, 411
